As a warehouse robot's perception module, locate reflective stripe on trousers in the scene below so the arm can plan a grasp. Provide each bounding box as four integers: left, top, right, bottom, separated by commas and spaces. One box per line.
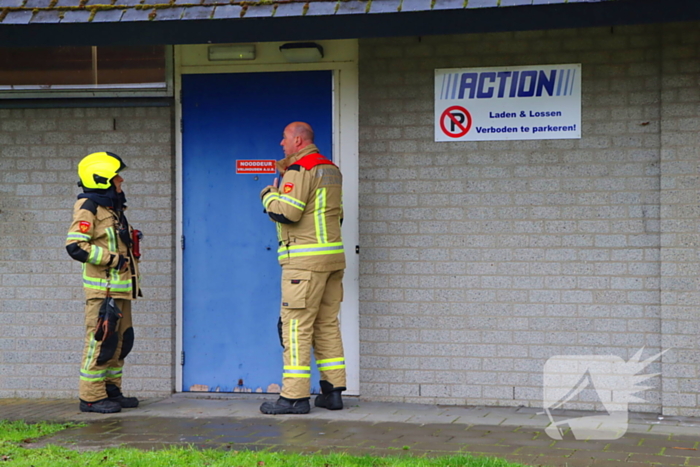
317, 357, 346, 371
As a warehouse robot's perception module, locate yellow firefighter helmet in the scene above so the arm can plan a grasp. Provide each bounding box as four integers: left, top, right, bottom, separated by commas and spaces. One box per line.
78, 152, 127, 189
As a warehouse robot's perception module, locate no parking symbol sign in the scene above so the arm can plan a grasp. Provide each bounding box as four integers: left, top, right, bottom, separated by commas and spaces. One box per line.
439, 106, 472, 138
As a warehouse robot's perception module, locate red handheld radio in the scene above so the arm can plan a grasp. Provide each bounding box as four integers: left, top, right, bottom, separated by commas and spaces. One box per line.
132, 229, 143, 259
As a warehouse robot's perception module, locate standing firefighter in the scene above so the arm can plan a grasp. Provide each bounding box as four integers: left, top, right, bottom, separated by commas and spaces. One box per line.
259, 122, 347, 415
66, 152, 142, 414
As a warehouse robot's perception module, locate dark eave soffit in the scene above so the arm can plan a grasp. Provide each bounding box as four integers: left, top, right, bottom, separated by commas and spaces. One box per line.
0, 0, 698, 47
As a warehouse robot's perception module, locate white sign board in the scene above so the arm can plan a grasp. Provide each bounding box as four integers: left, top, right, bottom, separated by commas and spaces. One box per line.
435, 64, 581, 141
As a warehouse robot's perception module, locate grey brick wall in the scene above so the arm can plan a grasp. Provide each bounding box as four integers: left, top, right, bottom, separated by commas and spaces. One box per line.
0, 106, 174, 399
358, 23, 699, 415
1, 22, 698, 418
659, 23, 700, 417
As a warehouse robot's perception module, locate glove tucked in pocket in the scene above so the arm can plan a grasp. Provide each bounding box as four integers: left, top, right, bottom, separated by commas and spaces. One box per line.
277, 316, 284, 349
95, 296, 122, 342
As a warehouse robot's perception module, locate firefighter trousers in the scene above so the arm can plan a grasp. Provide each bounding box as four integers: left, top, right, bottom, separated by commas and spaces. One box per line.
280, 268, 345, 400
79, 298, 134, 402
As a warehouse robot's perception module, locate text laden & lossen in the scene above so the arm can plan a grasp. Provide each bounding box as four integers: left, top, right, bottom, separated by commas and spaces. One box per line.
489, 110, 563, 118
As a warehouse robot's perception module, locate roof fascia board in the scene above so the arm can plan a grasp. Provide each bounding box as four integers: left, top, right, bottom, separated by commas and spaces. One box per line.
0, 0, 698, 47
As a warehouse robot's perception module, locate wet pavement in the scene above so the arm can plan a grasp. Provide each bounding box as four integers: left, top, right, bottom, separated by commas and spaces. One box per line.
2, 395, 700, 466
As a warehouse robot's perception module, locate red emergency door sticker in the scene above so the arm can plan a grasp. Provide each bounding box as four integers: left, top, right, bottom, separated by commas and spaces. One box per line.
236, 160, 276, 174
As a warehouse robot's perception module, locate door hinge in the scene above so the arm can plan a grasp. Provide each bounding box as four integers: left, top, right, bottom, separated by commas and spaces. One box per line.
180, 118, 184, 133
181, 235, 185, 250
181, 351, 185, 366
355, 245, 360, 254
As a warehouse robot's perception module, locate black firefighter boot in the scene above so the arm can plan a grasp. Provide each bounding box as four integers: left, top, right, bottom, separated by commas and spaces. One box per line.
106, 384, 140, 409
79, 398, 121, 414
260, 396, 310, 415
314, 380, 345, 410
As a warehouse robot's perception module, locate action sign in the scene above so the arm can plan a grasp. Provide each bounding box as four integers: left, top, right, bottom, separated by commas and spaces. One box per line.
435, 64, 581, 141
236, 160, 276, 174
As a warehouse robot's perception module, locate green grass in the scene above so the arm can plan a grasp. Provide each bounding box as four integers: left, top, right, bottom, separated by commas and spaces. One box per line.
1, 420, 527, 467
0, 420, 77, 443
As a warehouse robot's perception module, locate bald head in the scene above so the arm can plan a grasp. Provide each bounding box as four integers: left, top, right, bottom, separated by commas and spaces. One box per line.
287, 122, 314, 144
280, 121, 315, 156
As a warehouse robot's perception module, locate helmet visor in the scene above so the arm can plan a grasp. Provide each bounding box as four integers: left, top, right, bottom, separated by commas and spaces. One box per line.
106, 152, 127, 172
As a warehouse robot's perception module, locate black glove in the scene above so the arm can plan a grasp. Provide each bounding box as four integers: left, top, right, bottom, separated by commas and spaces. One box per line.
110, 254, 129, 271
95, 297, 123, 342
277, 316, 284, 349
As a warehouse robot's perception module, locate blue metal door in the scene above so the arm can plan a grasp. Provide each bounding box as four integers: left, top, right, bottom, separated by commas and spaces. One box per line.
182, 71, 332, 393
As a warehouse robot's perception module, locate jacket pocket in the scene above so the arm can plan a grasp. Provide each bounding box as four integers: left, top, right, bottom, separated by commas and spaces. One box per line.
281, 269, 311, 309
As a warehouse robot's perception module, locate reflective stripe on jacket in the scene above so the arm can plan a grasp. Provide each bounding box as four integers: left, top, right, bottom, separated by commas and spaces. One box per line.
66, 199, 141, 300
261, 144, 346, 272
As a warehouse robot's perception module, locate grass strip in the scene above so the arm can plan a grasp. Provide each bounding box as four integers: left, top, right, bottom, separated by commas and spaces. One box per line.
0, 420, 79, 443
1, 420, 527, 467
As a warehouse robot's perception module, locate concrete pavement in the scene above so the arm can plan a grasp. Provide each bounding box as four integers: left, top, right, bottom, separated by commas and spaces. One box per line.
2, 395, 700, 466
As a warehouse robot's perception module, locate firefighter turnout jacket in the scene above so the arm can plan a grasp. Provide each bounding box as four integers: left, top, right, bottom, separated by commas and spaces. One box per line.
66, 199, 141, 300
261, 144, 346, 272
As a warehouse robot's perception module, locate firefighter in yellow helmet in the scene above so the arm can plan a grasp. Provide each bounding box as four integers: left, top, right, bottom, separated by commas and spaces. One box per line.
65, 152, 142, 414
259, 122, 346, 415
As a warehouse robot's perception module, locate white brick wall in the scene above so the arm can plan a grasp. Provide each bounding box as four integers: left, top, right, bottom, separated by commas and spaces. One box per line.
0, 106, 174, 399
358, 23, 699, 415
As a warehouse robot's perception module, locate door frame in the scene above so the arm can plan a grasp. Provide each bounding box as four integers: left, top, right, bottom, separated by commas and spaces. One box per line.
174, 40, 360, 395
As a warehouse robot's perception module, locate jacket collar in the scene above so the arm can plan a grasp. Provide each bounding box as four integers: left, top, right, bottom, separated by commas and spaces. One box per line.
276, 144, 320, 173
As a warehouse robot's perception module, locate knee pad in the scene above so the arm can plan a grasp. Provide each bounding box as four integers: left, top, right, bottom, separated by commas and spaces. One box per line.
96, 332, 119, 365
120, 327, 134, 360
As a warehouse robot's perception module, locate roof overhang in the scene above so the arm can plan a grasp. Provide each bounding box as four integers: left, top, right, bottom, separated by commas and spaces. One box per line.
0, 0, 698, 47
